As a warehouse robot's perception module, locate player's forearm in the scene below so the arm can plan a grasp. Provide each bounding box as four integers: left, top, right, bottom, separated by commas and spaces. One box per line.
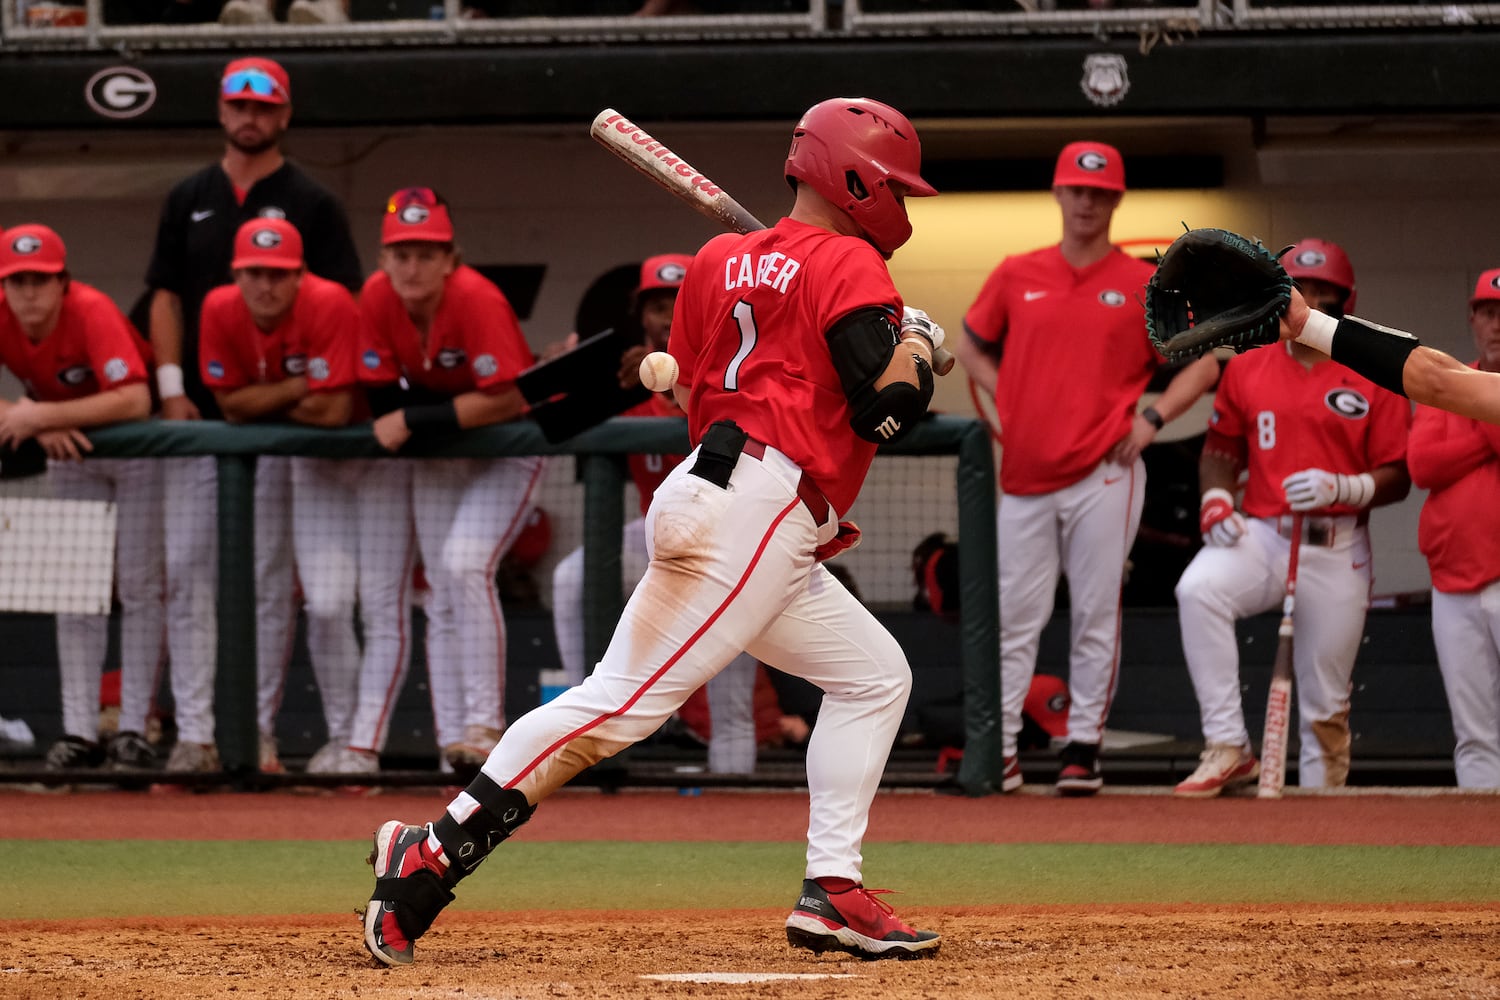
1197, 449, 1241, 496
149, 289, 185, 365
1406, 422, 1493, 490
1404, 349, 1500, 426
288, 388, 353, 428
953, 332, 998, 398
36, 384, 150, 431
1151, 354, 1220, 422
453, 386, 527, 429
1366, 461, 1412, 508
216, 379, 308, 424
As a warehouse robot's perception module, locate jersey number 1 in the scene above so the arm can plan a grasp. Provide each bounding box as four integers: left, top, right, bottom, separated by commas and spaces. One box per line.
725, 300, 758, 391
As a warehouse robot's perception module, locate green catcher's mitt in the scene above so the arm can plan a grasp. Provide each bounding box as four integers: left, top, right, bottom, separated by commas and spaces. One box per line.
1145, 228, 1294, 361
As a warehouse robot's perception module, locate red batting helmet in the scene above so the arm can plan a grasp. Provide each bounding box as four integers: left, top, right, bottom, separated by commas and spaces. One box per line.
1282, 238, 1357, 314
784, 97, 937, 257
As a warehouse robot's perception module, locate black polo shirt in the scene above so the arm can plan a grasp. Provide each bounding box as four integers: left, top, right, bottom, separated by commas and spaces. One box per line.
145, 160, 363, 418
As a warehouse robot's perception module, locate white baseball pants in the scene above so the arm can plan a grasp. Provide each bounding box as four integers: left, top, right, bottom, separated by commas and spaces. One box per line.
1431, 582, 1500, 788
49, 458, 165, 741
1176, 515, 1372, 787
997, 458, 1145, 757
473, 445, 910, 881
162, 455, 219, 746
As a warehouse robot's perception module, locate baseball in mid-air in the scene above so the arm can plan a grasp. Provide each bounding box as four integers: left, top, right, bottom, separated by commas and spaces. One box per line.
639, 351, 678, 392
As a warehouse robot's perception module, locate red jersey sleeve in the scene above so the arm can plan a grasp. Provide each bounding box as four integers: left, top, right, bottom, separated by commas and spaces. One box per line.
299, 276, 359, 393
1363, 387, 1412, 469
1408, 404, 1493, 491
962, 257, 1012, 349
455, 269, 533, 392
357, 273, 402, 387
197, 285, 248, 391
815, 240, 902, 332
1207, 356, 1249, 441
77, 288, 148, 390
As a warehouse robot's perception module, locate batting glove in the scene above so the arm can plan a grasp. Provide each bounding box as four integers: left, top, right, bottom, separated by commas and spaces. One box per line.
1200, 487, 1247, 547
901, 306, 945, 353
1282, 468, 1375, 511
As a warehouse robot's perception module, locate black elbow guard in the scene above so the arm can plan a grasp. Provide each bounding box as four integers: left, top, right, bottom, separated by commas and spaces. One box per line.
826, 307, 935, 443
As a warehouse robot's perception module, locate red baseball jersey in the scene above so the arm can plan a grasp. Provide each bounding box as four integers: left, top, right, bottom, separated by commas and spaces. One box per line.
670, 217, 904, 516
624, 392, 687, 517
1408, 383, 1500, 593
358, 265, 533, 396
0, 281, 149, 402
1211, 343, 1410, 518
964, 246, 1158, 495
199, 273, 359, 394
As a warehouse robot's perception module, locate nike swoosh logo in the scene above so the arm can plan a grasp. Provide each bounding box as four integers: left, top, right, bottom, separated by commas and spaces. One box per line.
191, 210, 214, 222
1023, 290, 1048, 302
1352, 560, 1369, 570
1103, 475, 1124, 486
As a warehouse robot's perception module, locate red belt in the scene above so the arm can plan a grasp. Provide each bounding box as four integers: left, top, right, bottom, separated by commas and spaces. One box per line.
742, 437, 830, 524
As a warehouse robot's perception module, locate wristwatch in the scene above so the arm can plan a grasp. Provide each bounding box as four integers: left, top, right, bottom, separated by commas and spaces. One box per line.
1141, 406, 1165, 430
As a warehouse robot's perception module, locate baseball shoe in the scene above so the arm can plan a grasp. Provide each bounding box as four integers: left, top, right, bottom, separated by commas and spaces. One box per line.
45, 735, 104, 771
164, 740, 220, 773
1174, 743, 1260, 798
259, 732, 285, 775
1001, 754, 1023, 793
443, 725, 501, 783
333, 748, 380, 775
785, 877, 940, 960
306, 741, 346, 774
1056, 741, 1102, 796
363, 820, 454, 966
105, 731, 157, 771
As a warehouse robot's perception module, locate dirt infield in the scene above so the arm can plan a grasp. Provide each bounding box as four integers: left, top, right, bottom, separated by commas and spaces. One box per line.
8, 788, 1500, 998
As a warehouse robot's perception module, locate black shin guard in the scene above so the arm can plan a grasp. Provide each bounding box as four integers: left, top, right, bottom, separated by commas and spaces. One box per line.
432, 773, 536, 880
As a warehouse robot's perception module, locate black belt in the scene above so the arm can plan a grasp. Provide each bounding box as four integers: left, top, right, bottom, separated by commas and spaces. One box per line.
688, 419, 829, 525
741, 437, 830, 525
1276, 516, 1333, 548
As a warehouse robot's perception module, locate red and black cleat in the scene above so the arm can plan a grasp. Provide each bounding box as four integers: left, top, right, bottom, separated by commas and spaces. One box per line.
785, 877, 941, 960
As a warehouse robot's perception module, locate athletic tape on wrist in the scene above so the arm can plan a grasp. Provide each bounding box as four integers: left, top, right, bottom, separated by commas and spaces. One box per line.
156, 363, 185, 399
1329, 315, 1420, 398
1296, 310, 1337, 355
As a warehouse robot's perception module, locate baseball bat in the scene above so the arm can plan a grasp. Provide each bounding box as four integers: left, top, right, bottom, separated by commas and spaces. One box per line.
1257, 510, 1303, 799
589, 108, 956, 376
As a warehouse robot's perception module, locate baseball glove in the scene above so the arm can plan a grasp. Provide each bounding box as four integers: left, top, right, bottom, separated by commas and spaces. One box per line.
1144, 227, 1294, 361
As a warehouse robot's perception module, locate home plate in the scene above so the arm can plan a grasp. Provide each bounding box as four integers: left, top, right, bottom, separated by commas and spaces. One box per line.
642, 972, 856, 983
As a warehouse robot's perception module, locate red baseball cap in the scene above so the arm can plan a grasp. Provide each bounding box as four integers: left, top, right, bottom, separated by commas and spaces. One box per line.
0, 224, 67, 278
381, 187, 455, 245
1053, 140, 1126, 192
221, 57, 291, 106
1471, 268, 1500, 307
1023, 674, 1070, 739
638, 253, 692, 295
231, 218, 304, 270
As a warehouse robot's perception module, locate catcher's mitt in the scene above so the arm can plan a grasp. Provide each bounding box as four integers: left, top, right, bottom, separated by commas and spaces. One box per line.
1145, 228, 1294, 361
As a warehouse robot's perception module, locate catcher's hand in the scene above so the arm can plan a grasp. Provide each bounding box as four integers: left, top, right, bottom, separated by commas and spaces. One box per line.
1145, 228, 1294, 361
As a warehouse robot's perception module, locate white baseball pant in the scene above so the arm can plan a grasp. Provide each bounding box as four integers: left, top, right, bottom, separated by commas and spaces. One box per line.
49, 458, 165, 741
1430, 581, 1500, 788
472, 445, 910, 880
253, 455, 297, 740
1176, 514, 1372, 787
162, 455, 219, 746
997, 458, 1145, 757
552, 516, 760, 773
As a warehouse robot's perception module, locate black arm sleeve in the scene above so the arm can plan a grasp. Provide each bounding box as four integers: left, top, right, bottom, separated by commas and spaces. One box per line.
826, 307, 935, 443
1329, 316, 1421, 398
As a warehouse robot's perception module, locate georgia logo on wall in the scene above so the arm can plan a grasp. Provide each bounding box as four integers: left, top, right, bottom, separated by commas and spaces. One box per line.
11, 234, 42, 255
1098, 290, 1127, 307
1325, 387, 1370, 419
1081, 54, 1130, 108
84, 66, 157, 120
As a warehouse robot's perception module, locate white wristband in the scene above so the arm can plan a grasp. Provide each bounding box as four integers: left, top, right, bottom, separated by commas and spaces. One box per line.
1296, 309, 1338, 356
156, 363, 185, 399
1200, 486, 1235, 510
1339, 471, 1376, 508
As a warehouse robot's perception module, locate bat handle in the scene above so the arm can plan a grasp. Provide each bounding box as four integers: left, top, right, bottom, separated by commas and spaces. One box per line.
931, 346, 956, 377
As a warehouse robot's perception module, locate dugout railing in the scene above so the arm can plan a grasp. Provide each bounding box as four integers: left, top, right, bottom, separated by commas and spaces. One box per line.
0, 414, 1006, 795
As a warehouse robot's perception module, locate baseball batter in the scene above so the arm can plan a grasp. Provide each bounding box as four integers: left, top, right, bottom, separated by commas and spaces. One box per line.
953, 141, 1220, 795
197, 218, 362, 774
341, 188, 543, 776
1407, 268, 1500, 788
362, 97, 943, 966
1174, 239, 1411, 796
549, 254, 760, 774
0, 224, 162, 771
144, 56, 363, 773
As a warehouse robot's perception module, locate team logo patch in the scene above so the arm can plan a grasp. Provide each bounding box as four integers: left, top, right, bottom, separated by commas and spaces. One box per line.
283, 353, 308, 377
207, 360, 225, 380
437, 347, 466, 369
103, 358, 129, 383
1098, 289, 1127, 307
259, 207, 287, 221
1294, 249, 1327, 269
59, 365, 92, 387
1325, 387, 1370, 419
11, 234, 42, 255
251, 228, 281, 250
655, 261, 687, 285
307, 357, 330, 382
399, 204, 430, 225
1080, 53, 1130, 108
472, 353, 498, 378
362, 349, 381, 370
1489, 275, 1500, 293
1076, 150, 1110, 173
84, 66, 157, 120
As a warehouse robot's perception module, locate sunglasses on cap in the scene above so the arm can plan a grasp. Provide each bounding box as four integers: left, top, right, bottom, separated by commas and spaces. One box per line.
221, 68, 287, 101
385, 187, 447, 214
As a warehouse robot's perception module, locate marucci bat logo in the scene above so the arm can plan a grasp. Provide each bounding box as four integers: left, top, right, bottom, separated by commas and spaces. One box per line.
600, 113, 724, 198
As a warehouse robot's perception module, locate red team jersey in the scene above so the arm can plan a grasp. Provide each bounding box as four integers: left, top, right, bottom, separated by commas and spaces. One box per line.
964, 246, 1159, 495
358, 265, 534, 396
624, 392, 687, 517
199, 273, 359, 394
1211, 344, 1410, 519
0, 281, 149, 402
1407, 379, 1500, 593
671, 218, 902, 516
